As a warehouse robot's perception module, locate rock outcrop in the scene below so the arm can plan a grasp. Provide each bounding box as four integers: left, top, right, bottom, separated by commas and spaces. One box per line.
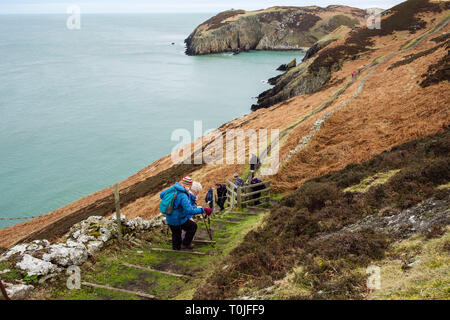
185, 6, 366, 55
2, 283, 34, 300
251, 25, 352, 111
0, 214, 165, 299
252, 55, 341, 111
276, 58, 296, 71
316, 196, 450, 242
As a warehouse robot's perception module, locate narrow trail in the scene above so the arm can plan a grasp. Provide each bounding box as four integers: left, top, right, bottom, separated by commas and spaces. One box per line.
60, 207, 268, 300
258, 17, 450, 172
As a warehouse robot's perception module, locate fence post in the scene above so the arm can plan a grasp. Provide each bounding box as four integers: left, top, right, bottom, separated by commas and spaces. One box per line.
237, 186, 242, 209
0, 279, 10, 300
212, 188, 216, 214
113, 183, 123, 244
230, 188, 234, 211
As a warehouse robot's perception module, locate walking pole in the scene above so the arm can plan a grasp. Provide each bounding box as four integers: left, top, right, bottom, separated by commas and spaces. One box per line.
201, 212, 214, 247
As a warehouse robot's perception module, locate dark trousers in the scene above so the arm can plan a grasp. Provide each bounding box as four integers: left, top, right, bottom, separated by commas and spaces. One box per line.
217, 198, 225, 211
169, 219, 197, 250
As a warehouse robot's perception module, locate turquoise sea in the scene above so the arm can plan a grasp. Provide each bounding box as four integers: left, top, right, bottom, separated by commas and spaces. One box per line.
0, 14, 304, 228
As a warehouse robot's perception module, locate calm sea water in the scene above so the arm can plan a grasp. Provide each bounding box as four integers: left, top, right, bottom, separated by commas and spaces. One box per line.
0, 14, 304, 229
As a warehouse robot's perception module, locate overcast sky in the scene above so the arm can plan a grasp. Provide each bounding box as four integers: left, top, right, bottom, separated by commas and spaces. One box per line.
0, 0, 405, 14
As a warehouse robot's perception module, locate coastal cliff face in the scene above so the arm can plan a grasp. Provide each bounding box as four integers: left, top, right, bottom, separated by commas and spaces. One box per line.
185, 6, 366, 55
252, 25, 351, 110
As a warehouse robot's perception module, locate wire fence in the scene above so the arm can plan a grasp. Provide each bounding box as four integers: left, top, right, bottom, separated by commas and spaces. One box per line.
0, 216, 41, 221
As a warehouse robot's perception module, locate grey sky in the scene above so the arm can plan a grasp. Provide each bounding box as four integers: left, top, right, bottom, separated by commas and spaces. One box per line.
0, 0, 404, 14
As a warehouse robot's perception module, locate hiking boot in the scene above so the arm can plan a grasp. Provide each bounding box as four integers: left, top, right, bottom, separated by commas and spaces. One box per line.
181, 243, 195, 250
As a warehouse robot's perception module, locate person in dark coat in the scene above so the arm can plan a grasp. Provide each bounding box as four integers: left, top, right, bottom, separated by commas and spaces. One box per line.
215, 183, 227, 211
250, 177, 264, 205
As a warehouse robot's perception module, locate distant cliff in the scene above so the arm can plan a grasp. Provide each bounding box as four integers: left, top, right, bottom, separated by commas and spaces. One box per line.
252, 25, 353, 110
185, 6, 366, 55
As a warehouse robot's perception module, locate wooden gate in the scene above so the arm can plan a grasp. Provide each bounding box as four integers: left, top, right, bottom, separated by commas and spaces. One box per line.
225, 179, 271, 210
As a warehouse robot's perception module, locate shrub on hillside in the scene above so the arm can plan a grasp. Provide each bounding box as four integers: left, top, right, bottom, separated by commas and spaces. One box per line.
194, 129, 450, 299
283, 182, 341, 212
310, 229, 389, 263
421, 159, 449, 184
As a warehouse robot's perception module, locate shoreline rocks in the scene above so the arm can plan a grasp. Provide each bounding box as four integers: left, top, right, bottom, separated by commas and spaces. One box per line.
252, 24, 354, 110
276, 58, 297, 71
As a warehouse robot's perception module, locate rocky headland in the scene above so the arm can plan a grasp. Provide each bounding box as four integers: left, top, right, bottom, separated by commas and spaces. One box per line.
184, 5, 366, 55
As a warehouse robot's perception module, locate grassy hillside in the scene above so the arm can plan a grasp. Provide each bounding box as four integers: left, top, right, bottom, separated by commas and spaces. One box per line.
194, 129, 450, 299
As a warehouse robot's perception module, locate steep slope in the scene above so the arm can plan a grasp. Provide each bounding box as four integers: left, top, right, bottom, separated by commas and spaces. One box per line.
1, 0, 448, 257
185, 6, 366, 55
194, 129, 450, 299
252, 0, 449, 109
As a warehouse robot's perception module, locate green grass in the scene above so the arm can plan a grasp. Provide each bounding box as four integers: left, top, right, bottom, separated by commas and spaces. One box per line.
42, 208, 268, 300
368, 227, 450, 300
437, 182, 450, 190
0, 261, 22, 282
344, 169, 401, 193
270, 194, 285, 201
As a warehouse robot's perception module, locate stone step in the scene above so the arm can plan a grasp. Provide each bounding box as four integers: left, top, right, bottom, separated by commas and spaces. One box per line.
82, 281, 156, 300
121, 262, 187, 278
148, 247, 207, 255
192, 239, 216, 244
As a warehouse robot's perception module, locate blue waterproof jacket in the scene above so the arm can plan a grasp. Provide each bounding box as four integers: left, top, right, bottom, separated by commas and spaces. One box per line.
160, 182, 204, 226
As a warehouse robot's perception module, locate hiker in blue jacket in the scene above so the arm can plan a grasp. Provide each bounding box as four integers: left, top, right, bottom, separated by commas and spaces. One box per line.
160, 177, 212, 250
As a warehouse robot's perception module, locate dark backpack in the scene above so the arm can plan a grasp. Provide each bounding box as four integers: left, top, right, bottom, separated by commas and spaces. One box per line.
217, 185, 227, 198
205, 188, 214, 203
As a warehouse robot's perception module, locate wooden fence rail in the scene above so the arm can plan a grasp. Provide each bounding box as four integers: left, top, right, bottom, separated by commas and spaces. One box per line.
225, 179, 270, 210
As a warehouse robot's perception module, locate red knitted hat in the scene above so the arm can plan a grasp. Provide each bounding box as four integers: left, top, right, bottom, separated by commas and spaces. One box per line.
182, 176, 193, 186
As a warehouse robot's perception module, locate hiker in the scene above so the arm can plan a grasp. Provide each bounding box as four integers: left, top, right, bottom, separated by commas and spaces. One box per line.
189, 181, 202, 210
215, 183, 227, 211
352, 71, 355, 79
250, 177, 264, 205
234, 173, 244, 187
160, 177, 212, 250
247, 153, 261, 182
205, 187, 214, 209
250, 153, 261, 172
183, 181, 203, 242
